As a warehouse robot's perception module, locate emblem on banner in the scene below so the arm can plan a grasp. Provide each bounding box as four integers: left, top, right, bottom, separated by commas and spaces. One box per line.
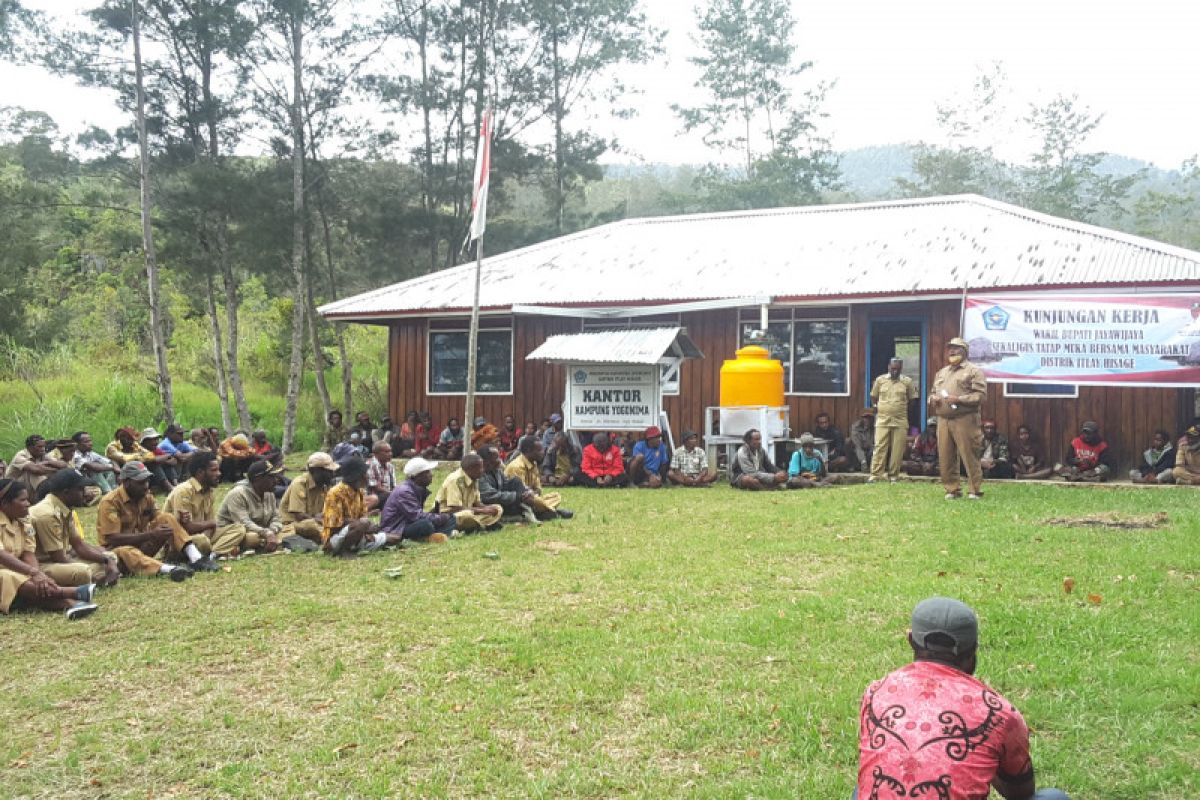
982, 305, 1010, 331
573, 369, 588, 384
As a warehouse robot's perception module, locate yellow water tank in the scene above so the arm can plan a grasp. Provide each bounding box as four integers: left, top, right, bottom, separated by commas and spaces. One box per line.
720, 345, 785, 407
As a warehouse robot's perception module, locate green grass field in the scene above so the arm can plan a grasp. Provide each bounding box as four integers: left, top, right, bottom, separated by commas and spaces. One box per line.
2, 475, 1197, 798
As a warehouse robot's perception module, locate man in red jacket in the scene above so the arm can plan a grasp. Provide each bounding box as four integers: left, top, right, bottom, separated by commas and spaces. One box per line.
578, 433, 629, 488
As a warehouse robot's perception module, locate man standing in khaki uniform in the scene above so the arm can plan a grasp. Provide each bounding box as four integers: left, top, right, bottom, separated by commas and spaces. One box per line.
869, 357, 917, 483
929, 337, 988, 499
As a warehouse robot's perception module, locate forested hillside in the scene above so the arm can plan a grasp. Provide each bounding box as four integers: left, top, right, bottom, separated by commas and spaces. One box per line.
1, 2, 1197, 456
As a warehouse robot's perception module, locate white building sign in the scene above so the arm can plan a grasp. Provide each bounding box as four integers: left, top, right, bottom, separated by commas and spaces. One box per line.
565, 363, 660, 430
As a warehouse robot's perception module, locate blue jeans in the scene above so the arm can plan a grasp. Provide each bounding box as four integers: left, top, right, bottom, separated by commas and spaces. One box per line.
852, 789, 1068, 799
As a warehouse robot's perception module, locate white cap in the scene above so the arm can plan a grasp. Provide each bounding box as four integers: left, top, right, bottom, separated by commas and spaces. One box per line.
403, 457, 438, 476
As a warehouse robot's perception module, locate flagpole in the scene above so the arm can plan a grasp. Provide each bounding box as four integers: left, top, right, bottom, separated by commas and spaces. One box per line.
464, 236, 483, 453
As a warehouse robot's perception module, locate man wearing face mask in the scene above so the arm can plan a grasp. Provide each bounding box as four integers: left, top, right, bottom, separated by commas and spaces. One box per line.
928, 337, 987, 499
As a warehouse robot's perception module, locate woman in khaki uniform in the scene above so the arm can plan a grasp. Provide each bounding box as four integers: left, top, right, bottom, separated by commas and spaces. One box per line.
0, 478, 99, 620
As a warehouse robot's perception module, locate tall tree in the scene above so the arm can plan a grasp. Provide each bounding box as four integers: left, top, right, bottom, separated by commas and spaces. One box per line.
673, 0, 838, 210
131, 0, 175, 423
1020, 94, 1139, 223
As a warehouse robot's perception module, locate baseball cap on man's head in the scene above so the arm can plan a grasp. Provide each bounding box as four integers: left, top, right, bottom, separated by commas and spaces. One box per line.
1186, 423, 1200, 438
119, 461, 153, 481
403, 456, 438, 477
1081, 420, 1100, 433
644, 425, 662, 439
948, 337, 969, 350
911, 597, 978, 655
549, 413, 563, 424
306, 452, 339, 471
141, 427, 162, 441
246, 460, 285, 480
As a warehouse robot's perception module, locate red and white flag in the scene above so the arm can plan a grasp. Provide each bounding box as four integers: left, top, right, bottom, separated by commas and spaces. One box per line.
467, 107, 492, 243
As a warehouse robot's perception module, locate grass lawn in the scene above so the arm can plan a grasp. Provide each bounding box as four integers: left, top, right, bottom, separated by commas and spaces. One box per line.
1, 473, 1197, 798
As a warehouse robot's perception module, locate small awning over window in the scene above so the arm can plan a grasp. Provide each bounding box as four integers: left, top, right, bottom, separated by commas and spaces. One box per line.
526, 327, 704, 365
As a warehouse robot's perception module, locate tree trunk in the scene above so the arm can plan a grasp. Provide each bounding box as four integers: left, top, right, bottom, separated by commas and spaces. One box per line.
204, 272, 233, 433
304, 224, 333, 420
312, 173, 353, 416
220, 241, 252, 431
418, 4, 437, 270
281, 9, 307, 455
132, 0, 175, 424
551, 18, 565, 235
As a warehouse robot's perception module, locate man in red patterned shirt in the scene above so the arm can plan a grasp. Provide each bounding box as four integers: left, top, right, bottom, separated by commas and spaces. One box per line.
855, 597, 1068, 800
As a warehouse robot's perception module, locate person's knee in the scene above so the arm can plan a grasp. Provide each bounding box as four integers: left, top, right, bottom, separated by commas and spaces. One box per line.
1033, 789, 1070, 800
405, 519, 434, 539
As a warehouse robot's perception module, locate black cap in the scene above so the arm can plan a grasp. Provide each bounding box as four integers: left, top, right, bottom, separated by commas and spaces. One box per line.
338, 456, 369, 481
43, 468, 96, 494
246, 460, 285, 480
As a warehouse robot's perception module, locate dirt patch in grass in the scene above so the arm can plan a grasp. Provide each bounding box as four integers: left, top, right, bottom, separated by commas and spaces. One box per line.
1041, 511, 1170, 529
535, 540, 580, 555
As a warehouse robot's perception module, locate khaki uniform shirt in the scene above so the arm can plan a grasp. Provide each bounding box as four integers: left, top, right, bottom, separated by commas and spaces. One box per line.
871, 374, 917, 428
29, 493, 80, 560
1176, 444, 1200, 475
504, 454, 544, 493
96, 486, 161, 546
216, 481, 281, 535
4, 449, 50, 491
0, 510, 35, 557
435, 468, 481, 510
930, 360, 987, 420
163, 477, 215, 522
280, 473, 326, 523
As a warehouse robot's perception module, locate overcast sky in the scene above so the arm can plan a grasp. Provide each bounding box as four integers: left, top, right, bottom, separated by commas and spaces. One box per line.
3, 0, 1199, 169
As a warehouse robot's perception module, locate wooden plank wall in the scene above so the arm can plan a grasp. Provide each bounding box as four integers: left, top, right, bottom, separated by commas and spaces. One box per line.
388, 304, 1196, 472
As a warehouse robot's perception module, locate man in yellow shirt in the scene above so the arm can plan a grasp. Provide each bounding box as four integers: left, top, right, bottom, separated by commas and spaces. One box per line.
162, 453, 222, 571
279, 452, 338, 552
320, 456, 395, 557
869, 357, 918, 483
503, 438, 573, 519
96, 462, 195, 581
435, 453, 503, 533
30, 468, 121, 588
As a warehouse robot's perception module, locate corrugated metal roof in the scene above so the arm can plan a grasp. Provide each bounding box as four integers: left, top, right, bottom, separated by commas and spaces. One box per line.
320, 194, 1200, 320
526, 327, 703, 364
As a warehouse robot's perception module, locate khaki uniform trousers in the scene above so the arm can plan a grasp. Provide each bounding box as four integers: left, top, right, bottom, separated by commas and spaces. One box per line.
212, 524, 272, 556
1173, 467, 1200, 486
938, 414, 983, 494
870, 426, 907, 479
0, 568, 29, 613
453, 508, 503, 532
527, 492, 562, 514
158, 513, 212, 561
40, 559, 108, 587
111, 545, 166, 576
281, 518, 323, 543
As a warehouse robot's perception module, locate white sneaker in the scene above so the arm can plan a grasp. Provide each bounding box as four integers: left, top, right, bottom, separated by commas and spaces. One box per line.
889, 477, 898, 484
967, 493, 982, 500
866, 476, 877, 484
944, 492, 960, 500
65, 602, 99, 621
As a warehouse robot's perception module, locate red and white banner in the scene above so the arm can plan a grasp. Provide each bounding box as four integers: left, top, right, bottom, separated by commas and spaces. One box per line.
467, 107, 492, 243
962, 293, 1200, 386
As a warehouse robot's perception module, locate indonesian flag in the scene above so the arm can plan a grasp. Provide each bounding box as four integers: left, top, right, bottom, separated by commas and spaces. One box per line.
467, 107, 492, 243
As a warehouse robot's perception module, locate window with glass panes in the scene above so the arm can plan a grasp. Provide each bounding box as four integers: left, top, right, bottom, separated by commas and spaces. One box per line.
738, 308, 850, 395
427, 320, 513, 394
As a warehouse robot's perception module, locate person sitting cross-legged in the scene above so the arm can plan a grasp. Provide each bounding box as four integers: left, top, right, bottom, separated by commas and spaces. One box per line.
979, 420, 1015, 480
787, 433, 833, 488
71, 431, 117, 495
161, 453, 224, 571
903, 420, 940, 477
578, 432, 630, 488
366, 440, 396, 510
322, 456, 397, 557
814, 412, 853, 473
854, 597, 1070, 800
435, 418, 465, 461
0, 479, 99, 620
668, 430, 715, 487
1129, 429, 1175, 484
6, 434, 68, 495
1173, 422, 1200, 485
1054, 421, 1113, 482
1011, 425, 1054, 480
95, 463, 196, 582
629, 426, 670, 488
730, 428, 786, 490
217, 432, 256, 483
379, 457, 456, 543
278, 452, 338, 552
213, 459, 285, 556
479, 445, 564, 523
543, 431, 580, 487
29, 468, 121, 590
434, 453, 504, 532
505, 437, 573, 517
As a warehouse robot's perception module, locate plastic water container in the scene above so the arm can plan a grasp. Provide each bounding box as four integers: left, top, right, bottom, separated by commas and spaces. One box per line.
720, 345, 785, 407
